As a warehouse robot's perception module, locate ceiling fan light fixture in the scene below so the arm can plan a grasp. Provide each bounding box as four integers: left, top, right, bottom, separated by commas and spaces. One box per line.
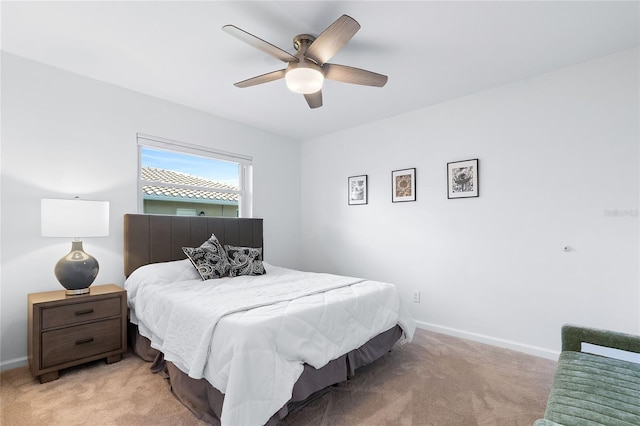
285, 67, 324, 94
223, 16, 386, 108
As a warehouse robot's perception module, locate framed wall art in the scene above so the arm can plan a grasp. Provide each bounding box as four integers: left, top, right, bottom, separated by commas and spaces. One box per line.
348, 175, 368, 205
392, 168, 416, 202
447, 159, 479, 199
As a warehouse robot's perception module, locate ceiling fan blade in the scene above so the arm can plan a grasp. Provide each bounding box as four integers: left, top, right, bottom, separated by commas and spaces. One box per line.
304, 91, 323, 109
324, 63, 388, 87
305, 15, 360, 66
234, 69, 286, 88
222, 25, 298, 63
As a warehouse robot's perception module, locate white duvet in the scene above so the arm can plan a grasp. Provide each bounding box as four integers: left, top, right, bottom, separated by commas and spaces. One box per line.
125, 260, 415, 426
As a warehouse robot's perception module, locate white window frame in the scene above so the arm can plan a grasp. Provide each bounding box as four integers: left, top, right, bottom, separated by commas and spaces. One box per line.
137, 133, 253, 218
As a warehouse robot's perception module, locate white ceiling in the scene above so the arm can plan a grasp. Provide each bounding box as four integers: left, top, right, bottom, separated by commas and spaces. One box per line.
2, 1, 639, 141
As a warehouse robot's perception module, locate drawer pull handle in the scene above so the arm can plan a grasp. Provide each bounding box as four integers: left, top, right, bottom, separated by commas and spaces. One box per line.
75, 338, 94, 345
75, 309, 94, 316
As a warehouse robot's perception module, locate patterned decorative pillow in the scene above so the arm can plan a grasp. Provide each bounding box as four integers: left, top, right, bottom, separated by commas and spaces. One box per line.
182, 234, 231, 280
224, 245, 266, 277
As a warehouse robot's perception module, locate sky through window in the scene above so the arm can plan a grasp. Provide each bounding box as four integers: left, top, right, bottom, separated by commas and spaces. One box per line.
141, 147, 239, 188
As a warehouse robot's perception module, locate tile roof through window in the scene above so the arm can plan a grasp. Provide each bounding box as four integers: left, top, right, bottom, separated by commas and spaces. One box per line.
141, 167, 239, 203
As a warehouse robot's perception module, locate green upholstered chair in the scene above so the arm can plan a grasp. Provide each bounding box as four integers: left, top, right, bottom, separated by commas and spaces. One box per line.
534, 324, 640, 426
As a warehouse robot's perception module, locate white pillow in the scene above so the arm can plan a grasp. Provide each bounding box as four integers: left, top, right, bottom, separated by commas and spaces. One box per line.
127, 259, 201, 285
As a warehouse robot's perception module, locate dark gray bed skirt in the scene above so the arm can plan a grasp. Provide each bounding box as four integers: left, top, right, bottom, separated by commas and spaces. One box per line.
129, 322, 403, 425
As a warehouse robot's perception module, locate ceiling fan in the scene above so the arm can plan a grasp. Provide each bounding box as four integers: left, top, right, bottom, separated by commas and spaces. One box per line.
222, 15, 388, 109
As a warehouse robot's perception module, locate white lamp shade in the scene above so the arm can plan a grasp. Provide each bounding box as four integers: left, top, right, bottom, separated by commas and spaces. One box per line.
285, 67, 324, 94
41, 199, 109, 238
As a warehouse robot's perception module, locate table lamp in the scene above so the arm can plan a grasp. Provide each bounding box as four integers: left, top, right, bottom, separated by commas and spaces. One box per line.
41, 198, 109, 295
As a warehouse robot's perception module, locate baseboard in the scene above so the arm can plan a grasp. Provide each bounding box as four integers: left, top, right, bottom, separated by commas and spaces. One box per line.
415, 321, 560, 361
1, 326, 557, 371
0, 356, 27, 372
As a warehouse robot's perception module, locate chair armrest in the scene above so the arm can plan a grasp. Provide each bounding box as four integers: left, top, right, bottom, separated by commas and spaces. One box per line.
562, 324, 640, 353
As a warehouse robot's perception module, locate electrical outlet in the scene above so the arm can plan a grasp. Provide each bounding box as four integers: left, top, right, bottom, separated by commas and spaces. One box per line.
412, 291, 420, 303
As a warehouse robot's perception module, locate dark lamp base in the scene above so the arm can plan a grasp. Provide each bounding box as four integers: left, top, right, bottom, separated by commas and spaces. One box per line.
55, 241, 99, 295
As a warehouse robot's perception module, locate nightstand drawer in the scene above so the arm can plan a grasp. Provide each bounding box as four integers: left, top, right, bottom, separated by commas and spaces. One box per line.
41, 297, 121, 329
41, 318, 121, 368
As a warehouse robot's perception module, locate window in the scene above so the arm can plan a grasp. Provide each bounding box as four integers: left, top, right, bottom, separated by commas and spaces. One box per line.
137, 134, 252, 218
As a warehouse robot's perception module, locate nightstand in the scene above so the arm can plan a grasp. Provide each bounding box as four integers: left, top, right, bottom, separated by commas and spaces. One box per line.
27, 284, 127, 383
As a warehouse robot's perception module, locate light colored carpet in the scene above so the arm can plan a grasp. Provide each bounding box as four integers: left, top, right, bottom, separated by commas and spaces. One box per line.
1, 329, 556, 425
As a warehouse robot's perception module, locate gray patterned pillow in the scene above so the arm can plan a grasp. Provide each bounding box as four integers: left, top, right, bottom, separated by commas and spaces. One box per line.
224, 245, 265, 277
182, 234, 231, 280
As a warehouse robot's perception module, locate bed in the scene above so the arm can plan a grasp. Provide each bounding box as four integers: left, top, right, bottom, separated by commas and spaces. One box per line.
123, 214, 415, 426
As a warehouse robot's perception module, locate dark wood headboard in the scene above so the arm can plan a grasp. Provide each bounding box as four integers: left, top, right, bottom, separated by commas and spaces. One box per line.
124, 214, 264, 277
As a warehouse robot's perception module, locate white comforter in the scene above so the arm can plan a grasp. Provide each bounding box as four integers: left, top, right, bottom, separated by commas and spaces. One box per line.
125, 260, 415, 426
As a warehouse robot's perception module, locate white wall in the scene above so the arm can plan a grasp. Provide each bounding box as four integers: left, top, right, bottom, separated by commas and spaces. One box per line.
0, 53, 301, 368
300, 48, 639, 358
